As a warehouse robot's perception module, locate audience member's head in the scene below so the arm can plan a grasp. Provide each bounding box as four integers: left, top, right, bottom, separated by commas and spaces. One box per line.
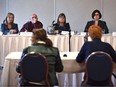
30, 13, 38, 23
5, 12, 14, 24
57, 13, 66, 24
88, 25, 102, 40
92, 9, 102, 20
32, 28, 53, 47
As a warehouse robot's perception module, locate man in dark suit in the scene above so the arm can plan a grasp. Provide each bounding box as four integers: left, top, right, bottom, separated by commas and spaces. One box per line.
84, 10, 109, 34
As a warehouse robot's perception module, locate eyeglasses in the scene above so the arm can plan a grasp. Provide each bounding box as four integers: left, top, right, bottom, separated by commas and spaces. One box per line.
95, 14, 99, 16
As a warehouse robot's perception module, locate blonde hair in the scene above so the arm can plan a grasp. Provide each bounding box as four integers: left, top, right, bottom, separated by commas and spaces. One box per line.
88, 25, 102, 39
6, 12, 14, 24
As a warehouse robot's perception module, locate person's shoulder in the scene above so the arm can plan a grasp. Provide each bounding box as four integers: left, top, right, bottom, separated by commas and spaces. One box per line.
85, 41, 96, 47
86, 20, 93, 25
87, 20, 93, 23
82, 41, 91, 47
65, 23, 70, 26
84, 41, 92, 44
47, 46, 59, 54
66, 22, 69, 24
99, 20, 106, 23
52, 46, 59, 50
22, 21, 32, 27
47, 46, 59, 51
24, 21, 32, 25
23, 46, 30, 52
13, 23, 18, 26
1, 23, 5, 26
102, 41, 111, 46
37, 21, 43, 24
100, 41, 112, 49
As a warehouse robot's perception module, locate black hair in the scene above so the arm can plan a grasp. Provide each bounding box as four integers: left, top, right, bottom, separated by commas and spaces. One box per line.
92, 10, 102, 19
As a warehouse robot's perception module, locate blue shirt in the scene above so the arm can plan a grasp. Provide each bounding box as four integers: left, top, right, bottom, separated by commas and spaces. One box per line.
1, 23, 19, 35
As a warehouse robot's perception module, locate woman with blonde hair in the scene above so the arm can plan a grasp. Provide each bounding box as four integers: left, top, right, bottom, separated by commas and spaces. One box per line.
76, 25, 116, 86
16, 28, 63, 86
1, 12, 19, 35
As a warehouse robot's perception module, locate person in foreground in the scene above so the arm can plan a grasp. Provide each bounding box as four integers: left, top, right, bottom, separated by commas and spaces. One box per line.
1, 12, 19, 35
84, 9, 109, 34
16, 28, 63, 86
20, 13, 43, 32
54, 13, 71, 34
76, 25, 116, 85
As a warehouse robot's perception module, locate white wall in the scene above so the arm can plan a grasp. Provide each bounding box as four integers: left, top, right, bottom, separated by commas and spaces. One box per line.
0, 0, 116, 32
0, 0, 6, 26
56, 0, 102, 32
103, 0, 116, 33
8, 0, 54, 30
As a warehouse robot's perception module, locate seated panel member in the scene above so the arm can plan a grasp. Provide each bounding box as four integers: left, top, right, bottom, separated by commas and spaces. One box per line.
76, 25, 116, 85
54, 13, 71, 34
84, 10, 109, 34
16, 28, 63, 86
1, 12, 19, 35
20, 13, 43, 32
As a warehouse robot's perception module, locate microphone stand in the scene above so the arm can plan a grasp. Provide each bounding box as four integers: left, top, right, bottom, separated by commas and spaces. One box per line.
69, 30, 71, 52
84, 32, 88, 42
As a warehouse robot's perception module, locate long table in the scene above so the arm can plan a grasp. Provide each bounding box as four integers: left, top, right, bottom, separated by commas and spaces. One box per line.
1, 34, 116, 65
0, 35, 69, 65
1, 34, 116, 86
1, 52, 84, 87
1, 52, 116, 87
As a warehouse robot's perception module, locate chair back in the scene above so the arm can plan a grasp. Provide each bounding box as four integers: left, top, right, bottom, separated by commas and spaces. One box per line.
20, 52, 49, 86
84, 51, 113, 86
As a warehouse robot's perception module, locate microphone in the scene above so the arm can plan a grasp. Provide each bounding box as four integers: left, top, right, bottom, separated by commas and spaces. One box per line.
84, 32, 88, 42
52, 20, 55, 26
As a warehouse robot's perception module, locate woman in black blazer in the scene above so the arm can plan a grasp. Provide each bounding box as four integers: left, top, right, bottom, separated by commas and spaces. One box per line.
84, 10, 109, 34
54, 13, 71, 34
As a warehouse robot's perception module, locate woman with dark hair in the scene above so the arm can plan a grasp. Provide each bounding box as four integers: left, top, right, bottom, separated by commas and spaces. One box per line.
1, 12, 19, 35
16, 28, 63, 86
54, 13, 71, 34
84, 9, 109, 34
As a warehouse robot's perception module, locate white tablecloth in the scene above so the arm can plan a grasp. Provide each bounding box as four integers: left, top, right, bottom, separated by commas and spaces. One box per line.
0, 35, 69, 65
1, 51, 116, 87
1, 34, 116, 86
1, 52, 84, 87
0, 52, 116, 87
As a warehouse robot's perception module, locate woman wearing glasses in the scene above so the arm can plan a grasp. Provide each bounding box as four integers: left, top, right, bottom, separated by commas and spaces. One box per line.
84, 9, 109, 34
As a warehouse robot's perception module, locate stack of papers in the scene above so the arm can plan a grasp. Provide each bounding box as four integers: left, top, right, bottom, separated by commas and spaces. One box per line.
20, 32, 32, 36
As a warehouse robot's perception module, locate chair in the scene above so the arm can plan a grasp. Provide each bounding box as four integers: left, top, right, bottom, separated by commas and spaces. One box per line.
20, 52, 50, 87
83, 51, 113, 86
